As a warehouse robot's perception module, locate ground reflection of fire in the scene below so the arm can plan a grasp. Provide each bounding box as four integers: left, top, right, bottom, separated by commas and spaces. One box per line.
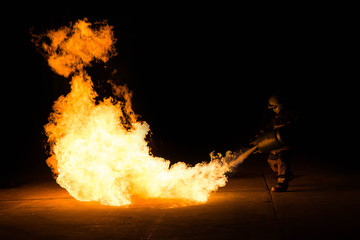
34, 18, 254, 206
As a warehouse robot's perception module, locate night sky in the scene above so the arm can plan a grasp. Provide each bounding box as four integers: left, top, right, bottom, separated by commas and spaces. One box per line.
3, 6, 356, 179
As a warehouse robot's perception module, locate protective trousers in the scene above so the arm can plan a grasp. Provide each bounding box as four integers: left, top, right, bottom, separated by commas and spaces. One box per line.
268, 149, 292, 184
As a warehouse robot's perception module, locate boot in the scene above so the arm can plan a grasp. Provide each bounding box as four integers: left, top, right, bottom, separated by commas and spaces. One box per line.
271, 182, 288, 192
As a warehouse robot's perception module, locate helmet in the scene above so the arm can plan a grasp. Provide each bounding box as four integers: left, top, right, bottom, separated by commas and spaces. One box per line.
268, 95, 283, 113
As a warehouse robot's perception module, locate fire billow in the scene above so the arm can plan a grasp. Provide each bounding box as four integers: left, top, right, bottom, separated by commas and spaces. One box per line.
37, 19, 254, 206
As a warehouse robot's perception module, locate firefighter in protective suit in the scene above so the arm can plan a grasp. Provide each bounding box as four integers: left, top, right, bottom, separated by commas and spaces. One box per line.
264, 95, 297, 192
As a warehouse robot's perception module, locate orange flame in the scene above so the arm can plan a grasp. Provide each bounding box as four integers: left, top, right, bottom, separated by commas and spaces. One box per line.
37, 18, 249, 206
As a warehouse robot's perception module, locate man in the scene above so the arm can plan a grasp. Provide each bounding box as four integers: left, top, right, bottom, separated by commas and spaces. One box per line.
265, 95, 297, 192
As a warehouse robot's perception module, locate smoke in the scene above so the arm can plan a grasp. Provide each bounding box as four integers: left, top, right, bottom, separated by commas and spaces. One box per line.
227, 146, 257, 168
210, 146, 257, 169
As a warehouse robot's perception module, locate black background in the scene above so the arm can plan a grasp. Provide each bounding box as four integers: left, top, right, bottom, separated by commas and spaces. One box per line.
2, 4, 357, 180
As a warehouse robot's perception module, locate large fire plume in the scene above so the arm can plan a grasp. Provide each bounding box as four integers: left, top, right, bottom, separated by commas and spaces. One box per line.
36, 19, 253, 206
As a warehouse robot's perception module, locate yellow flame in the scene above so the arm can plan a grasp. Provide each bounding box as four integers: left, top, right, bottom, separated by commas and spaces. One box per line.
39, 18, 242, 206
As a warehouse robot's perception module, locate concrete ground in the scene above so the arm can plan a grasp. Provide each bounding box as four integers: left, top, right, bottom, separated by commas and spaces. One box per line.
1, 152, 359, 240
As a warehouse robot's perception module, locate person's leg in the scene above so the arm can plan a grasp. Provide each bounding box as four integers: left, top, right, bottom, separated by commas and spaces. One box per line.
271, 150, 293, 192
279, 150, 293, 181
267, 150, 279, 175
